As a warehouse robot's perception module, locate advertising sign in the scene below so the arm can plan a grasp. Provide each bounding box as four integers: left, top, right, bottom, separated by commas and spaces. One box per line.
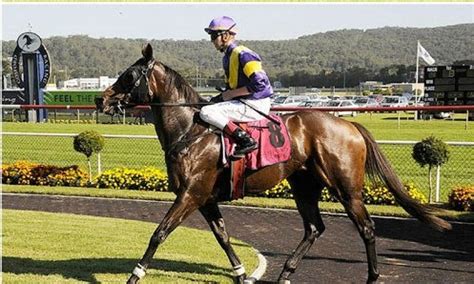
11, 32, 51, 89
2, 90, 27, 105
43, 90, 101, 105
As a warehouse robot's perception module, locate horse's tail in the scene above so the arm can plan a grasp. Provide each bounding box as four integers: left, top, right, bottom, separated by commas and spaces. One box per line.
352, 122, 452, 232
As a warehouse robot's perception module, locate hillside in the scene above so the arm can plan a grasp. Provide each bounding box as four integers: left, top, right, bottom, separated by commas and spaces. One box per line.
2, 24, 472, 87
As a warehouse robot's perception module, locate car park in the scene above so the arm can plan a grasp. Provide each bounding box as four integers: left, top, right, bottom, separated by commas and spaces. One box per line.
324, 100, 358, 117
368, 94, 384, 104
381, 96, 409, 108
271, 95, 310, 106
316, 95, 331, 102
344, 95, 358, 101
354, 97, 379, 108
299, 100, 328, 107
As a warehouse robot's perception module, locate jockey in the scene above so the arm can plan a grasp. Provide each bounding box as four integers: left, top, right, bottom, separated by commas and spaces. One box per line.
200, 16, 274, 157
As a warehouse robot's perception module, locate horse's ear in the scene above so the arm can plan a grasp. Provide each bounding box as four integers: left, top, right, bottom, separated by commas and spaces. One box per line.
142, 43, 154, 61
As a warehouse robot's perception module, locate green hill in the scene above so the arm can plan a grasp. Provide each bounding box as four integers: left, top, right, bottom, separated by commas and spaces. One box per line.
2, 24, 472, 87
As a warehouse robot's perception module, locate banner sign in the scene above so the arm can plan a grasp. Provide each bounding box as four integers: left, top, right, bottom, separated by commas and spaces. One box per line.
11, 32, 51, 89
2, 90, 27, 105
43, 90, 101, 105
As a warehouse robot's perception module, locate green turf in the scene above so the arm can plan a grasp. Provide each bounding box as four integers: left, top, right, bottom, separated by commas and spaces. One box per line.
3, 113, 474, 140
2, 209, 258, 283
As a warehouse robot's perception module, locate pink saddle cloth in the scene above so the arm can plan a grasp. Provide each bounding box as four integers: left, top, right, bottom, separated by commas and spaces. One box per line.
224, 115, 291, 170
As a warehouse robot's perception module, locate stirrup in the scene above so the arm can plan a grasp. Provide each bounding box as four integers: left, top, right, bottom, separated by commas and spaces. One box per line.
233, 143, 258, 157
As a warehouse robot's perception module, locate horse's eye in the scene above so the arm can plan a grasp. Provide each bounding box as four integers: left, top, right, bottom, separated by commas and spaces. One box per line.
131, 70, 140, 81
123, 71, 135, 85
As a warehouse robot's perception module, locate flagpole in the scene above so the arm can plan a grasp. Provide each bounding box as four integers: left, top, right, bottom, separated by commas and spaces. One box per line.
415, 41, 420, 120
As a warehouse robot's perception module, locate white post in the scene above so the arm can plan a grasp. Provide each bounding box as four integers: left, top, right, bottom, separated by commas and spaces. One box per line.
414, 41, 420, 121
97, 152, 102, 175
435, 165, 441, 202
397, 111, 401, 129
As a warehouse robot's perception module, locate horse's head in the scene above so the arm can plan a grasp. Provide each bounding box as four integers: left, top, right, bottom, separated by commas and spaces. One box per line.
100, 44, 155, 115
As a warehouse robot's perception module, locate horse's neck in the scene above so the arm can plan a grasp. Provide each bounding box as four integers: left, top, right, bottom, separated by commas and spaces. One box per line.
151, 91, 204, 153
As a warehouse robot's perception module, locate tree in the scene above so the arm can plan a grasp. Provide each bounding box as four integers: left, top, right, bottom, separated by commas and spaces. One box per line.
412, 136, 449, 203
73, 130, 105, 183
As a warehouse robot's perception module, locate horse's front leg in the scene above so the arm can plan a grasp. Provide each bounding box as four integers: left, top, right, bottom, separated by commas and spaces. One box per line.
200, 202, 247, 284
127, 193, 200, 284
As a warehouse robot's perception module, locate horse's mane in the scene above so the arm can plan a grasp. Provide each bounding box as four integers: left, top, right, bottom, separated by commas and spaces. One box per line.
162, 64, 208, 105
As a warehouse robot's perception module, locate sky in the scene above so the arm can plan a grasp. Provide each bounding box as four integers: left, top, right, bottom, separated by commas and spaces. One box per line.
2, 3, 473, 42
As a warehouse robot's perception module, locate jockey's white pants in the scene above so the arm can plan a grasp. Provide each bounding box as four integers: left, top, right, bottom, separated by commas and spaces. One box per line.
200, 97, 271, 130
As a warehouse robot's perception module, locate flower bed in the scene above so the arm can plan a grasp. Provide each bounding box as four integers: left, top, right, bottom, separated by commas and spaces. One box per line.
1, 161, 88, 187
448, 186, 473, 211
2, 162, 428, 206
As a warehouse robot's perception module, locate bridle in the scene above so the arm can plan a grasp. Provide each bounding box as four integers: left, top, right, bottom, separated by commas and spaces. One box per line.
124, 59, 156, 107
120, 60, 213, 109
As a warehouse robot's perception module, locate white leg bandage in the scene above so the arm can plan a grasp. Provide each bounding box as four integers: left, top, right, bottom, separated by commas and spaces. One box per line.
132, 263, 147, 279
233, 264, 246, 276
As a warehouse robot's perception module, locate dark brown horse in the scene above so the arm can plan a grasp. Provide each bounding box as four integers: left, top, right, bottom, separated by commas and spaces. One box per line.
100, 44, 451, 284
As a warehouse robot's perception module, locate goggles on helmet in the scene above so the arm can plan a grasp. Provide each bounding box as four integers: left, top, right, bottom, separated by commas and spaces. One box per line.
207, 23, 236, 40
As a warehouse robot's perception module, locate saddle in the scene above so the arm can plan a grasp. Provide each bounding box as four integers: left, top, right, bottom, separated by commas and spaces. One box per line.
219, 115, 291, 201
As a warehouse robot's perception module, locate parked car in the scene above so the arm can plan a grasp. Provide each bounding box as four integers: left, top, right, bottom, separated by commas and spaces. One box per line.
327, 95, 341, 101
408, 96, 424, 106
368, 94, 384, 104
381, 96, 409, 108
316, 95, 331, 102
272, 95, 310, 106
344, 95, 358, 101
298, 100, 328, 107
354, 97, 379, 108
324, 100, 358, 117
418, 109, 454, 120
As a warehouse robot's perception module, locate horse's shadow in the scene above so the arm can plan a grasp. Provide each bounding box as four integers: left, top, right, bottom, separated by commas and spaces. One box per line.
2, 256, 230, 283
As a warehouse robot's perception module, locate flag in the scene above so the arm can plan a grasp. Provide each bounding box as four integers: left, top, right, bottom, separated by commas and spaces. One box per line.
418, 42, 435, 65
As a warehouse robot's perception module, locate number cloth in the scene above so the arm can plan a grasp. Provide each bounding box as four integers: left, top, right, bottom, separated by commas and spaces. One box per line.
224, 115, 291, 170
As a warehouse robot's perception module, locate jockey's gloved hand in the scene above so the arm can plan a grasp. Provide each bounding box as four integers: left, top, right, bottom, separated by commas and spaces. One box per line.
210, 93, 223, 103
215, 86, 227, 92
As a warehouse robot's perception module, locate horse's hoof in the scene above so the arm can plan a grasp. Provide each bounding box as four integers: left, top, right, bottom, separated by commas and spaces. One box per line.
234, 274, 247, 284
243, 277, 257, 284
127, 275, 140, 284
367, 271, 379, 284
278, 279, 291, 284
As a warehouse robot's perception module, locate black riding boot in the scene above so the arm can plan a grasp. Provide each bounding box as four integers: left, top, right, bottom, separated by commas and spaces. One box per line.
231, 128, 258, 157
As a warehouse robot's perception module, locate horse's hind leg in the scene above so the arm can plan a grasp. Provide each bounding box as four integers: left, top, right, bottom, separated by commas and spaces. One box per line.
278, 172, 325, 283
340, 195, 379, 283
200, 202, 247, 283
127, 194, 200, 284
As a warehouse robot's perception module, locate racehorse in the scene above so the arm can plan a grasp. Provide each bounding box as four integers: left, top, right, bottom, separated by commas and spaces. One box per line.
100, 44, 451, 284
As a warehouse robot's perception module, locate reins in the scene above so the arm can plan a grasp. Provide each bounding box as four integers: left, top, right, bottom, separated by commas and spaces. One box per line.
147, 102, 211, 107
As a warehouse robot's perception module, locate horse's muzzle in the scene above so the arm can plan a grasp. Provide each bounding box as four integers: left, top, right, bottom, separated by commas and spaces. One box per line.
96, 97, 121, 116
95, 97, 104, 112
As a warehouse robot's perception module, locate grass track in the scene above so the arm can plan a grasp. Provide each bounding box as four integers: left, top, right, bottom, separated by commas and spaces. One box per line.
2, 209, 258, 283
3, 113, 474, 141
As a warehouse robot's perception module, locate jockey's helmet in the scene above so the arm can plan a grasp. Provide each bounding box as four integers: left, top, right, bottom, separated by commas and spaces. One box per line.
204, 16, 237, 35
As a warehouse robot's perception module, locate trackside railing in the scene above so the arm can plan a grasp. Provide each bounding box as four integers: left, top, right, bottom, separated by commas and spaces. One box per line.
2, 104, 474, 128
2, 131, 473, 202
